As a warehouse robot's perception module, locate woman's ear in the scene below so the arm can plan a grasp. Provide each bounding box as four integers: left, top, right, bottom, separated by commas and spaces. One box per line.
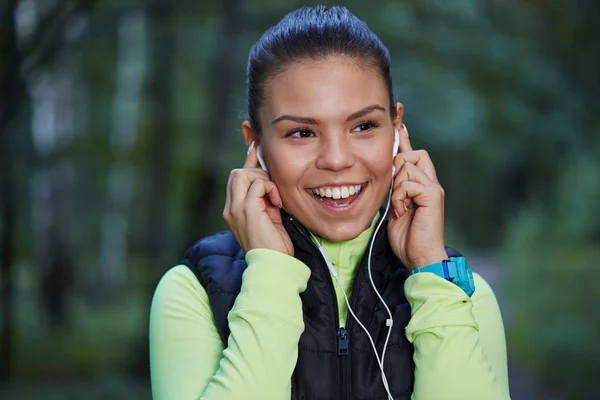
394, 103, 405, 132
241, 121, 258, 147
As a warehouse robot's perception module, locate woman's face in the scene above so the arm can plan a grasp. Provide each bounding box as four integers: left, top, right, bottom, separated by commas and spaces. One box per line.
247, 56, 401, 242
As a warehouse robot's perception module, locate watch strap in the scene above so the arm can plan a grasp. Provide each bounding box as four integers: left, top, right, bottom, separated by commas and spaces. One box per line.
408, 257, 475, 297
409, 259, 457, 282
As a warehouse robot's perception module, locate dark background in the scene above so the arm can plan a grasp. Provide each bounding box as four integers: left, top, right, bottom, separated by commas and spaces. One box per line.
1, 0, 599, 398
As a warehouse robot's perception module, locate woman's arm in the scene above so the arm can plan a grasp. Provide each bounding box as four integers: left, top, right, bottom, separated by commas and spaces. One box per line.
149, 249, 310, 400
405, 272, 510, 400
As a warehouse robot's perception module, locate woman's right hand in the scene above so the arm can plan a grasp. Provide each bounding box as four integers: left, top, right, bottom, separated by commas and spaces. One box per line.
223, 143, 294, 256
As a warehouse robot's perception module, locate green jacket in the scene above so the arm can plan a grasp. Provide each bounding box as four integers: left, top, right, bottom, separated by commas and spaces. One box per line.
150, 219, 509, 399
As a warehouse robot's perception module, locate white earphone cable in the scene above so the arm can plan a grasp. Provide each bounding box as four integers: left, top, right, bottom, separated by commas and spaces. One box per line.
311, 232, 394, 400
367, 172, 395, 383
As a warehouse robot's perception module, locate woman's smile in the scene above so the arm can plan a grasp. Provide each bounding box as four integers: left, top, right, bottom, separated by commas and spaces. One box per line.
251, 57, 395, 241
306, 182, 368, 214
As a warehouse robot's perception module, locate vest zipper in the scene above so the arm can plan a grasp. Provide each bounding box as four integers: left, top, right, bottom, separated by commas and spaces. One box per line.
337, 327, 349, 355
287, 216, 346, 399
341, 254, 370, 399
338, 326, 350, 399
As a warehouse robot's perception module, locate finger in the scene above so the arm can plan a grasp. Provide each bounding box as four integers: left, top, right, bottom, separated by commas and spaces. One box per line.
223, 171, 234, 221
229, 169, 271, 210
393, 161, 435, 190
393, 181, 444, 218
391, 159, 414, 212
394, 149, 438, 183
245, 178, 281, 211
398, 123, 413, 153
243, 141, 258, 169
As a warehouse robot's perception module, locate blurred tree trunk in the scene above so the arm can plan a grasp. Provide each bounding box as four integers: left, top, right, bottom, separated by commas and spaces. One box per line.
24, 0, 95, 329
128, 0, 175, 379
1, 0, 89, 379
0, 0, 21, 384
183, 0, 243, 248
99, 10, 147, 291
30, 71, 77, 329
143, 0, 174, 270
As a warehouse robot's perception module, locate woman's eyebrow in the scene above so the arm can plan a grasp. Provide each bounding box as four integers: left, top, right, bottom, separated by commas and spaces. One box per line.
271, 114, 320, 125
271, 104, 386, 126
346, 104, 386, 121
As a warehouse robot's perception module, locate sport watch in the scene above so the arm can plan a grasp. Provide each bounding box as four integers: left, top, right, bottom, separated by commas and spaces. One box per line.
409, 256, 475, 297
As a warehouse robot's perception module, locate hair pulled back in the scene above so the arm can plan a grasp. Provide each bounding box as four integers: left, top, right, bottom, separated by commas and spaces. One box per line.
246, 5, 395, 134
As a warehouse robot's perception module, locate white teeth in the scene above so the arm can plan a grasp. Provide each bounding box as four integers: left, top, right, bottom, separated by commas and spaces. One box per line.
312, 184, 363, 199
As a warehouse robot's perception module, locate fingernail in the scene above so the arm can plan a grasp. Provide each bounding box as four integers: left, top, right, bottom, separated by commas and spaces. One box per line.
403, 203, 408, 212
279, 201, 283, 209
394, 209, 400, 219
247, 141, 255, 155
403, 124, 409, 137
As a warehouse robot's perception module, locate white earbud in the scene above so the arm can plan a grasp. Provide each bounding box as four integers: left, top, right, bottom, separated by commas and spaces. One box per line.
256, 144, 269, 174
393, 128, 400, 158
392, 128, 400, 176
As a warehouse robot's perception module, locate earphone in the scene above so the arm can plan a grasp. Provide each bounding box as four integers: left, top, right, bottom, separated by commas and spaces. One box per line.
256, 144, 268, 173
252, 128, 400, 400
392, 127, 400, 175
393, 127, 400, 158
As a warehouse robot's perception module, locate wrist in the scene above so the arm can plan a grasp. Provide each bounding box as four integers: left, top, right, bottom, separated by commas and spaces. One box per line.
413, 249, 448, 270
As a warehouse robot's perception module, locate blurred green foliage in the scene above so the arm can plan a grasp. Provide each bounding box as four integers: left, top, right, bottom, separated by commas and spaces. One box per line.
504, 154, 600, 397
0, 0, 598, 398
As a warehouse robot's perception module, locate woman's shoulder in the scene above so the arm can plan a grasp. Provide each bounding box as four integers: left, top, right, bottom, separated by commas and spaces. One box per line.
151, 265, 211, 317
156, 264, 203, 292
184, 230, 245, 262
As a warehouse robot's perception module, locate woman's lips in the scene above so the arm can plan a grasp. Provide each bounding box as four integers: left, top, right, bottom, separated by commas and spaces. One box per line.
307, 183, 367, 214
312, 183, 362, 199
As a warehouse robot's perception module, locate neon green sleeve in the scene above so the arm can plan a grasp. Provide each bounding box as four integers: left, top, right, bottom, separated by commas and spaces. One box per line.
405, 272, 510, 400
149, 249, 310, 400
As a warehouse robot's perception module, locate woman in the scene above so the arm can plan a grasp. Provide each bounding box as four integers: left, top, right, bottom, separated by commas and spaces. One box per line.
150, 5, 509, 400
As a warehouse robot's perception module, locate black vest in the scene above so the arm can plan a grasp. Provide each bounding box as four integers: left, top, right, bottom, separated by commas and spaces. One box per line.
181, 211, 461, 399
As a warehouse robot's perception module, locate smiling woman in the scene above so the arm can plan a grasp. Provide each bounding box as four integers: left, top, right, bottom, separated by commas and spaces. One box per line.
149, 5, 510, 400
249, 58, 395, 242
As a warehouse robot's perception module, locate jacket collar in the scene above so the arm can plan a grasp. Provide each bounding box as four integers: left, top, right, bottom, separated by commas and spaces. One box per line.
280, 206, 391, 260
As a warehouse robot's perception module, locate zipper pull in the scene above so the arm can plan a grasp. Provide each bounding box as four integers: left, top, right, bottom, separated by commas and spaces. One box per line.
337, 327, 349, 356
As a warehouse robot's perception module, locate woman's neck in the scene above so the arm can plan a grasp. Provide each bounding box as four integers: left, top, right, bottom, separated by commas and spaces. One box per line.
315, 212, 380, 269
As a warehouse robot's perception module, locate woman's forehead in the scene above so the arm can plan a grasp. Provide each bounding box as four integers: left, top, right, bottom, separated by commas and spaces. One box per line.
262, 58, 389, 121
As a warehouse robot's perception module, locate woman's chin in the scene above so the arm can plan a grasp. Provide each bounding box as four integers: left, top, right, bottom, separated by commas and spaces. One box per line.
309, 219, 371, 242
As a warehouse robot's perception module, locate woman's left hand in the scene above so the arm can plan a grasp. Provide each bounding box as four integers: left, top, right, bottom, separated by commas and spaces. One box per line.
387, 125, 448, 272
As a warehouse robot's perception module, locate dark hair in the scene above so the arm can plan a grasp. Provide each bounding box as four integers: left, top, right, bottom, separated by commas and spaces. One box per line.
246, 5, 395, 134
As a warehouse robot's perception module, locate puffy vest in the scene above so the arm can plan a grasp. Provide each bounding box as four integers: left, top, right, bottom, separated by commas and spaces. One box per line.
181, 210, 461, 399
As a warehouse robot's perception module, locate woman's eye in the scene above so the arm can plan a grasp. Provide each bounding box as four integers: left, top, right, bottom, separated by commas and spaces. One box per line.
288, 129, 315, 138
352, 121, 379, 132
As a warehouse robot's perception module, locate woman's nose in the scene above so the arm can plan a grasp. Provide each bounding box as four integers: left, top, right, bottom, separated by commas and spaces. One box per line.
314, 135, 355, 172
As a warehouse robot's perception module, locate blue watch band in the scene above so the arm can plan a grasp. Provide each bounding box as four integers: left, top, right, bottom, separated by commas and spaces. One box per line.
409, 257, 475, 297
410, 260, 457, 281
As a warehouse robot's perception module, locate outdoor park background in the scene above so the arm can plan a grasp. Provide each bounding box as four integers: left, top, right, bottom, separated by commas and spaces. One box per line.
0, 0, 599, 399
